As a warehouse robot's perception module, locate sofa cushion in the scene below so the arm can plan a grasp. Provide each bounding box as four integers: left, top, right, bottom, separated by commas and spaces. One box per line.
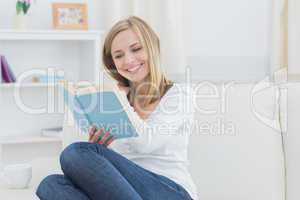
188, 81, 285, 200
284, 82, 300, 200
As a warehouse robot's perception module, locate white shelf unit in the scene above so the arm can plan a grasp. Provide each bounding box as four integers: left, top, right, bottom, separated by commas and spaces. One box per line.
0, 30, 104, 164
0, 82, 58, 88
0, 30, 103, 84
0, 30, 103, 41
0, 135, 63, 165
0, 134, 62, 145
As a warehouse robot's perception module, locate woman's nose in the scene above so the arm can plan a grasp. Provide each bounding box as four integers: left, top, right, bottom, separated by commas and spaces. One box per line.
124, 53, 135, 65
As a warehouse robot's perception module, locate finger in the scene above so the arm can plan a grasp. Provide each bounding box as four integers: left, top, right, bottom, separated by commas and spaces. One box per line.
93, 129, 105, 143
98, 131, 110, 145
88, 126, 97, 141
88, 126, 97, 134
105, 138, 115, 147
104, 135, 114, 147
91, 129, 104, 143
103, 128, 113, 146
88, 126, 97, 142
95, 129, 107, 143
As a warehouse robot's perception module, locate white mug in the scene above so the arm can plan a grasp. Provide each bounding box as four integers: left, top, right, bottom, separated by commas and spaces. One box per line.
0, 163, 32, 189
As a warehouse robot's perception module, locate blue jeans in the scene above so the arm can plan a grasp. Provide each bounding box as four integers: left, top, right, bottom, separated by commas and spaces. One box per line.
36, 142, 193, 200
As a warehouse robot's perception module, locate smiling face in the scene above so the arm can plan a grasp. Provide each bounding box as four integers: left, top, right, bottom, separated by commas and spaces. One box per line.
103, 16, 172, 107
111, 29, 150, 84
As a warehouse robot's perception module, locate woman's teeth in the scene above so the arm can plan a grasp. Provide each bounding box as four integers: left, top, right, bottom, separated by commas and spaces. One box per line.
127, 64, 142, 72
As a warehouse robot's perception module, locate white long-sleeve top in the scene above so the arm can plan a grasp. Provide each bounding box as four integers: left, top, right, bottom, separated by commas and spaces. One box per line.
110, 83, 198, 200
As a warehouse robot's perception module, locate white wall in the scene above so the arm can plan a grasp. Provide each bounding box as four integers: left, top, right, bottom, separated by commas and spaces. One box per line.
182, 0, 272, 81
0, 0, 273, 82
0, 0, 104, 30
288, 0, 300, 75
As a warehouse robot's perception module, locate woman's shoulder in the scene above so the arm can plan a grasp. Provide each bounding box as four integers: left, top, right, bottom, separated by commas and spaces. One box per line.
159, 83, 193, 109
153, 83, 194, 122
166, 83, 193, 98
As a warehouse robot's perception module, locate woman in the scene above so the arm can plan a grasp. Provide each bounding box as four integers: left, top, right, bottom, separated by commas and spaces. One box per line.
36, 16, 198, 200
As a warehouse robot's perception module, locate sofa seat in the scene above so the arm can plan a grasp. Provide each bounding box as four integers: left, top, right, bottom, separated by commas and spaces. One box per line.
188, 82, 285, 200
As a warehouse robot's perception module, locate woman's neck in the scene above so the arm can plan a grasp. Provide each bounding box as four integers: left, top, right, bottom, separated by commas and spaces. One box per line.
129, 76, 149, 99
128, 76, 158, 110
129, 76, 149, 92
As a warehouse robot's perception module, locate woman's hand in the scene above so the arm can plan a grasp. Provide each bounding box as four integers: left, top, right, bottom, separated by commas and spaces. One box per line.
88, 126, 115, 147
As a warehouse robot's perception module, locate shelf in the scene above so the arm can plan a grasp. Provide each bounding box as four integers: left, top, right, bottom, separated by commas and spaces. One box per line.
0, 29, 104, 41
0, 83, 61, 89
0, 30, 101, 139
0, 135, 62, 145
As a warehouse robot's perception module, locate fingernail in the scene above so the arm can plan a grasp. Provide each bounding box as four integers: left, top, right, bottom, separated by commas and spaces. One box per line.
104, 135, 114, 146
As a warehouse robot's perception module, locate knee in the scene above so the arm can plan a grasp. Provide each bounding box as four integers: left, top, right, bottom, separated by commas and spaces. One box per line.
60, 142, 102, 173
60, 142, 86, 171
36, 174, 61, 199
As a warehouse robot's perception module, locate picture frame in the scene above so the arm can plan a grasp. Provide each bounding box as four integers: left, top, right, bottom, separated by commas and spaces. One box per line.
52, 3, 88, 30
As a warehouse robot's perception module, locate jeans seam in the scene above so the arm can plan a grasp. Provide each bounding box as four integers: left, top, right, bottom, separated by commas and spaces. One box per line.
126, 169, 190, 200
79, 142, 104, 156
154, 176, 191, 199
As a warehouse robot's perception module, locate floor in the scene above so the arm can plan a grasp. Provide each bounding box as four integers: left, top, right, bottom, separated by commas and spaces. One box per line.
0, 156, 61, 199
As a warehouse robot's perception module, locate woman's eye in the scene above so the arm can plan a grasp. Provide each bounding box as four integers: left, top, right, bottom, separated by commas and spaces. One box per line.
132, 47, 142, 52
114, 54, 123, 59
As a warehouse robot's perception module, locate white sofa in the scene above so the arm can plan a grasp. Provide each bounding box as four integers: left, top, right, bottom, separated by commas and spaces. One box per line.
283, 82, 300, 200
1, 81, 299, 200
188, 81, 285, 200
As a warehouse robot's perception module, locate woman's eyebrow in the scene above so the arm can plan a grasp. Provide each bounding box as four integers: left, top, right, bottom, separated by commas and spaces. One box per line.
112, 49, 122, 54
112, 42, 140, 54
130, 42, 140, 47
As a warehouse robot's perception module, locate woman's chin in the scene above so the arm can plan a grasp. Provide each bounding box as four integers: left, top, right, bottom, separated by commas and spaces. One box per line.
125, 72, 149, 84
129, 76, 148, 84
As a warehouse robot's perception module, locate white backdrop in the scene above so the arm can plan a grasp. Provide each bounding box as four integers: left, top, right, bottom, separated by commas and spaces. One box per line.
183, 0, 273, 81
288, 0, 300, 75
0, 0, 279, 82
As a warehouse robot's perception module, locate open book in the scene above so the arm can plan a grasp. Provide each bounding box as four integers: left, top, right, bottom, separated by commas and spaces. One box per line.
62, 81, 139, 140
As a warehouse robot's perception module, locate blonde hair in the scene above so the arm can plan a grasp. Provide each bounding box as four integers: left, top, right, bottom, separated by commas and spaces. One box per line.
102, 16, 172, 107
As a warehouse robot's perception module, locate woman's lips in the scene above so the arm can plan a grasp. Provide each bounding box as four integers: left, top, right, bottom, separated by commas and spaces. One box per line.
127, 63, 143, 72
